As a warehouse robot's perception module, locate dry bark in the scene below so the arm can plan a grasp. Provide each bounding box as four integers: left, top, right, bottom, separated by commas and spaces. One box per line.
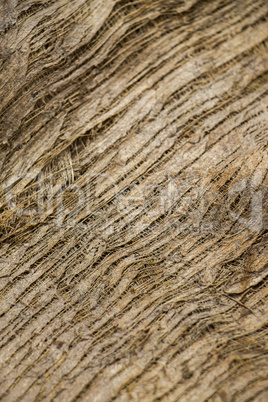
0, 0, 268, 401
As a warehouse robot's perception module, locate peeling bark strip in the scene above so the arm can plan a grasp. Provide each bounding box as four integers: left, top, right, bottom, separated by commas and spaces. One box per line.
0, 0, 268, 400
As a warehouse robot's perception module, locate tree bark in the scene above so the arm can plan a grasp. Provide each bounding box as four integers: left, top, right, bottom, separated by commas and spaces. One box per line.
0, 0, 268, 401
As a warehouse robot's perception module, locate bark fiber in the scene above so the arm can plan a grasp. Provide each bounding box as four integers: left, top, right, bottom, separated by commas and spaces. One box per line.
0, 0, 268, 401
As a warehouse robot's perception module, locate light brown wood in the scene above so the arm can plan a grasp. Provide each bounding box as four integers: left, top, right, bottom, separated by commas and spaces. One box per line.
0, 0, 268, 401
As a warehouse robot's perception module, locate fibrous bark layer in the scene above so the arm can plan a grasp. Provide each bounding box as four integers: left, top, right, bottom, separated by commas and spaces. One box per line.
0, 0, 268, 401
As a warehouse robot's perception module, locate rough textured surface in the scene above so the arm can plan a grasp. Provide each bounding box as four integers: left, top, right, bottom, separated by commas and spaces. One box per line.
0, 0, 268, 401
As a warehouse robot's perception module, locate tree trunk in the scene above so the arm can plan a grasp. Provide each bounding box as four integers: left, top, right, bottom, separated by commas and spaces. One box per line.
0, 0, 268, 400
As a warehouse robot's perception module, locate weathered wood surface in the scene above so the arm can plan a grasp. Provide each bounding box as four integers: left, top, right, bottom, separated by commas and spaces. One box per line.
0, 0, 268, 400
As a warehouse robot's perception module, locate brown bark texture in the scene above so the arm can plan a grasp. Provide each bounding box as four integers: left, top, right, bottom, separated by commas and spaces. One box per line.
0, 0, 268, 401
